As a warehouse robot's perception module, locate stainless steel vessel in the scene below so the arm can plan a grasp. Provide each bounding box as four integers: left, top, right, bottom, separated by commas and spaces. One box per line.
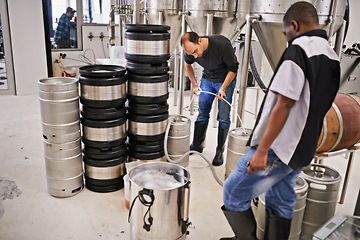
143, 0, 183, 53
129, 162, 191, 240
166, 115, 191, 167
250, 0, 347, 70
300, 164, 341, 240
184, 0, 250, 42
38, 77, 83, 198
256, 176, 308, 240
225, 128, 251, 178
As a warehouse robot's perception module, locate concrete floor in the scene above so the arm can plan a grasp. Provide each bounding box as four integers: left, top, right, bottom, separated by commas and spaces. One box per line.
0, 89, 359, 240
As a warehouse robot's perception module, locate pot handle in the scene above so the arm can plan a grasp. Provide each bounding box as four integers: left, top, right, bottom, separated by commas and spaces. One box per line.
182, 181, 191, 234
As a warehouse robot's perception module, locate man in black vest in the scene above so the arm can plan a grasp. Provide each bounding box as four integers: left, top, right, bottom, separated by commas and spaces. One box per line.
221, 2, 340, 239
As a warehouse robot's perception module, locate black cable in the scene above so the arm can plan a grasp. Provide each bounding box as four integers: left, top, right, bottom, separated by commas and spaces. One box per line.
249, 48, 267, 93
128, 189, 155, 232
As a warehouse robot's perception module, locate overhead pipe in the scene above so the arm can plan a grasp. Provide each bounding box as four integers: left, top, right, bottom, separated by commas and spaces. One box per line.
236, 14, 260, 127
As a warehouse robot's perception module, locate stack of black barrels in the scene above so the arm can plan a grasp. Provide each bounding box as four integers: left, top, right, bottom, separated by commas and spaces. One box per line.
79, 65, 127, 193
124, 24, 171, 163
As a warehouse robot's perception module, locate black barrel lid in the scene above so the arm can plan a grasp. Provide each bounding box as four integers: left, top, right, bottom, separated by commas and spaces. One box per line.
83, 154, 127, 167
79, 65, 126, 78
127, 112, 168, 123
126, 61, 169, 75
79, 75, 126, 86
126, 73, 169, 83
125, 24, 170, 32
128, 149, 165, 160
127, 101, 169, 115
81, 106, 126, 120
81, 117, 126, 128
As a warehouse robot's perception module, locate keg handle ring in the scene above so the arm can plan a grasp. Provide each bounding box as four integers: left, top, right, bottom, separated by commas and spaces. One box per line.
128, 188, 155, 232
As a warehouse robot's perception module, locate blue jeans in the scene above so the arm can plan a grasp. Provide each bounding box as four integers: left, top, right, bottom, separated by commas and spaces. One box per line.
196, 78, 236, 129
223, 147, 302, 219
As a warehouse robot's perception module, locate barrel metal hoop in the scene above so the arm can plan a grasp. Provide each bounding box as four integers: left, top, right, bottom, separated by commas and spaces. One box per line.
347, 94, 360, 106
328, 103, 343, 152
316, 117, 328, 151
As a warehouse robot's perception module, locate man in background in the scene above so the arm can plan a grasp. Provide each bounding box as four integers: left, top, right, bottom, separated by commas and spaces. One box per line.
54, 7, 76, 49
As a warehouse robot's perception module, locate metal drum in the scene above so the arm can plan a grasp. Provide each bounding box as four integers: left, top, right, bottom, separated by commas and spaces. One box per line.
83, 155, 127, 193
300, 164, 341, 240
127, 112, 168, 142
81, 117, 127, 148
79, 65, 127, 108
143, 0, 183, 53
124, 24, 170, 63
166, 115, 191, 167
256, 176, 308, 240
128, 162, 191, 240
39, 77, 79, 125
127, 73, 169, 103
38, 77, 83, 198
42, 121, 81, 144
225, 128, 252, 179
46, 173, 83, 198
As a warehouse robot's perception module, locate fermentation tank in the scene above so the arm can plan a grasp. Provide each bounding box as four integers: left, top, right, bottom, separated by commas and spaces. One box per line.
250, 0, 347, 70
143, 0, 183, 53
184, 0, 250, 42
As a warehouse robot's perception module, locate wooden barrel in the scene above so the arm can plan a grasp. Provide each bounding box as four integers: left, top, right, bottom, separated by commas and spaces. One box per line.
316, 93, 360, 153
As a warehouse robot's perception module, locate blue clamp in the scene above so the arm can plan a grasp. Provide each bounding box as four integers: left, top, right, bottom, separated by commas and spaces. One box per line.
216, 92, 228, 100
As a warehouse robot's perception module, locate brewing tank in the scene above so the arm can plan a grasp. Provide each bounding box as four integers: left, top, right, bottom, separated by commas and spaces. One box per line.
184, 0, 250, 43
143, 0, 183, 53
250, 0, 347, 70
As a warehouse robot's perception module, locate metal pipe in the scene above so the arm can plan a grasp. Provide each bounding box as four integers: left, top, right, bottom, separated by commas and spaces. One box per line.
132, 0, 140, 24
334, 19, 346, 56
158, 11, 163, 25
328, 0, 339, 45
236, 14, 260, 127
109, 5, 116, 46
174, 47, 179, 106
204, 13, 217, 128
179, 13, 187, 115
339, 151, 354, 204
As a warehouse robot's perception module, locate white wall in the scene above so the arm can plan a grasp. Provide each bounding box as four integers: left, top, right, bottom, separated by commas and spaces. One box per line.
344, 0, 360, 47
7, 0, 48, 95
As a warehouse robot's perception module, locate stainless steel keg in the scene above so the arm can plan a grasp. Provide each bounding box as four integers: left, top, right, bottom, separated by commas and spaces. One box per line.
79, 65, 127, 108
166, 115, 191, 167
127, 113, 168, 142
225, 128, 252, 178
127, 74, 169, 103
39, 77, 80, 125
300, 164, 341, 240
124, 24, 170, 63
129, 162, 191, 240
256, 176, 308, 240
39, 77, 83, 198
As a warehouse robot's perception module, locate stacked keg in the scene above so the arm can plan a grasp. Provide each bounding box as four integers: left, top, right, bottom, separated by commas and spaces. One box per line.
125, 24, 170, 163
79, 65, 127, 193
39, 77, 84, 197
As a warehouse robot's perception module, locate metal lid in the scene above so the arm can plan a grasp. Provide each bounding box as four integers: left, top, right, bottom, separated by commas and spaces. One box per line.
302, 164, 341, 182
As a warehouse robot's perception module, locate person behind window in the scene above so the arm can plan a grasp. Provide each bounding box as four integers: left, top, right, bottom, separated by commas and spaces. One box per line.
54, 7, 76, 48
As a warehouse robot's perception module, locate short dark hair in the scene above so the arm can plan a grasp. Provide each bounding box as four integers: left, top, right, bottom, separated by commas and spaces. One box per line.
180, 32, 200, 46
283, 1, 318, 26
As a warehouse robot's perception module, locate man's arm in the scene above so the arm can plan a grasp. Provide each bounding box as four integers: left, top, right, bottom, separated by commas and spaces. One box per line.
217, 71, 236, 100
247, 93, 295, 173
185, 62, 201, 95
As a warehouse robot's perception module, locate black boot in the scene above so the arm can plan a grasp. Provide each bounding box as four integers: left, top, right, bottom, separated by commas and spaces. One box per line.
212, 128, 229, 166
190, 123, 208, 153
264, 211, 291, 240
220, 205, 258, 240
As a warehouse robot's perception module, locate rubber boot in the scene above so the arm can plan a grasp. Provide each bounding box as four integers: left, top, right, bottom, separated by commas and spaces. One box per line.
190, 123, 208, 153
264, 211, 291, 240
212, 128, 229, 166
220, 205, 258, 240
